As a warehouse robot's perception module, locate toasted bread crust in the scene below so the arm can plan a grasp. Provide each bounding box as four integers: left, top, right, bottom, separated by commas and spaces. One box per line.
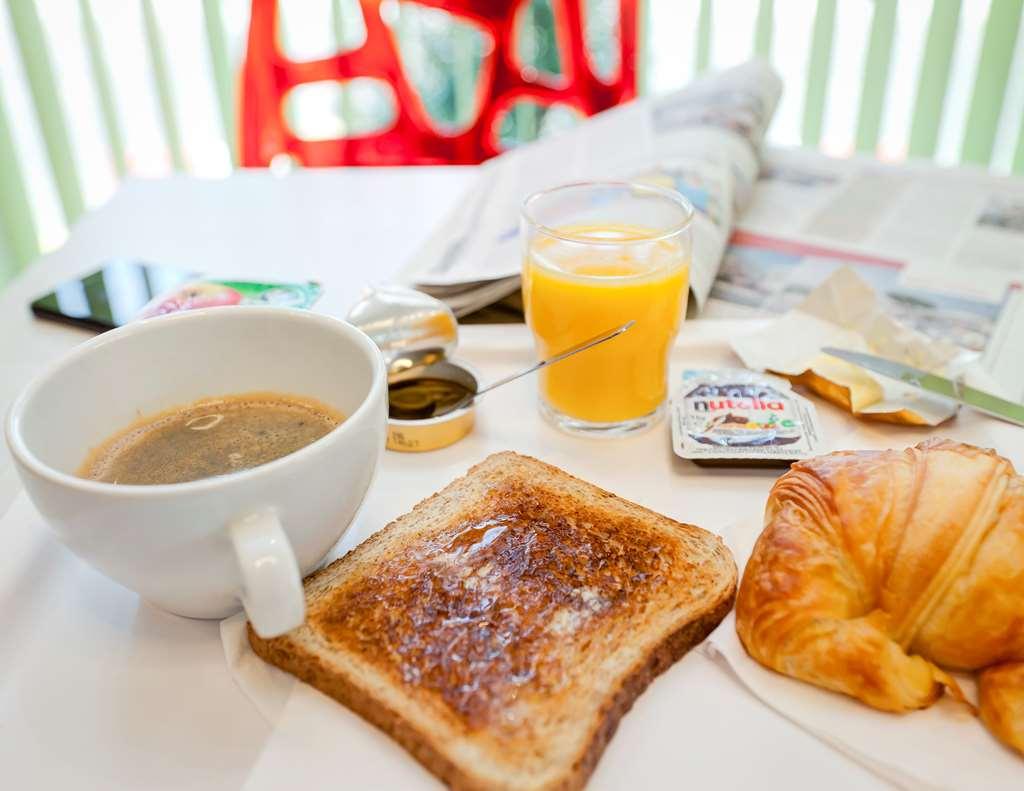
545, 585, 736, 790
249, 452, 737, 790
249, 628, 470, 787
249, 587, 734, 790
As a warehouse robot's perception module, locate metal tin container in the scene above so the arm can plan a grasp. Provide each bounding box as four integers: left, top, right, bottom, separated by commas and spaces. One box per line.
347, 286, 478, 452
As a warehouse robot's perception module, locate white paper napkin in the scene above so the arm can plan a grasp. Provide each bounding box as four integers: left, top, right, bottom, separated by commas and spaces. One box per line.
223, 524, 1024, 791
221, 614, 441, 789
706, 524, 1023, 791
221, 614, 294, 726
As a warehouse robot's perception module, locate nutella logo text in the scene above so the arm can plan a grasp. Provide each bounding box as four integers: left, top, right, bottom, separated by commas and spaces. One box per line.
689, 398, 786, 412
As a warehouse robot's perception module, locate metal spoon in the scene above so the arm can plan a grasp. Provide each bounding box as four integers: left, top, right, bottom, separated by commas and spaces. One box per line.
474, 320, 635, 400
390, 320, 635, 420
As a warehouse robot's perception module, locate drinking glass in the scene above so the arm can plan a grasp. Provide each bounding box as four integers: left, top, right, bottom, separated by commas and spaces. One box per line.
521, 181, 693, 435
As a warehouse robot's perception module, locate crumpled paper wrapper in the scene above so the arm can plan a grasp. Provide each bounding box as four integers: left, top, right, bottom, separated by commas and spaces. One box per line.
731, 268, 966, 425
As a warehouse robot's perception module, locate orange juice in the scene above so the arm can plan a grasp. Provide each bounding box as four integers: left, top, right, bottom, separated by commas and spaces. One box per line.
523, 223, 690, 424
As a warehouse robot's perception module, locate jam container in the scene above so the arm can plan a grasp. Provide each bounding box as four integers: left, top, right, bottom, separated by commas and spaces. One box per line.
347, 286, 479, 452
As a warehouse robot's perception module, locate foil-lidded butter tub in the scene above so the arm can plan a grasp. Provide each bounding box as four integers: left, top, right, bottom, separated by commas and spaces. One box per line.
348, 286, 478, 452
671, 369, 825, 467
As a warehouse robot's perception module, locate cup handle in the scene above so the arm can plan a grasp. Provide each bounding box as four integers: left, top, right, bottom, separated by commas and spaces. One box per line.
229, 508, 306, 638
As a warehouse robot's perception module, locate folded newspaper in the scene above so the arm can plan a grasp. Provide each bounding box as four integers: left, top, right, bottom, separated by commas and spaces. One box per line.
405, 60, 782, 316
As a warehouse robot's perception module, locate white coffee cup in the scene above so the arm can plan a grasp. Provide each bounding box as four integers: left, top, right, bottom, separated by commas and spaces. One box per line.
5, 306, 387, 637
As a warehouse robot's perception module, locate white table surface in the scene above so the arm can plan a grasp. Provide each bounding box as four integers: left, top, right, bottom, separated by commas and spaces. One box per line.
2, 166, 998, 790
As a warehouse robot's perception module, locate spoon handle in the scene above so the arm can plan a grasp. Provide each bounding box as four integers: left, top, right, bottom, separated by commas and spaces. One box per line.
474, 320, 636, 398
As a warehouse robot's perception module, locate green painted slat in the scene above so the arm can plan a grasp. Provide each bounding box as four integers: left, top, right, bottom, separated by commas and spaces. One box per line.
330, 0, 345, 46
1015, 116, 1024, 173
329, 0, 358, 135
961, 0, 1023, 165
6, 0, 85, 223
802, 0, 836, 146
855, 0, 897, 152
908, 0, 961, 159
79, 0, 126, 176
0, 82, 39, 282
696, 0, 712, 72
452, 25, 476, 128
638, 0, 652, 93
203, 0, 237, 164
515, 3, 537, 140
141, 0, 185, 170
753, 0, 774, 59
0, 226, 16, 288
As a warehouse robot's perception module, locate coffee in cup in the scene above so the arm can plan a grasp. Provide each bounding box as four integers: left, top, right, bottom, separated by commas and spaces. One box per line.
79, 392, 344, 485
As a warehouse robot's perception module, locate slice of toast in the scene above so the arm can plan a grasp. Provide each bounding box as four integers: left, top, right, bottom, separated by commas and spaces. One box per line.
249, 451, 736, 791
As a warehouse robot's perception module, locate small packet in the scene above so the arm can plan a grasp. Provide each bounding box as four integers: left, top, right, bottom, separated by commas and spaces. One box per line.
137, 279, 322, 320
671, 369, 825, 467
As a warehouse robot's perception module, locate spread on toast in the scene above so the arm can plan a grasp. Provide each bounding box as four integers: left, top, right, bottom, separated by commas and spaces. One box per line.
314, 497, 681, 729
249, 452, 737, 791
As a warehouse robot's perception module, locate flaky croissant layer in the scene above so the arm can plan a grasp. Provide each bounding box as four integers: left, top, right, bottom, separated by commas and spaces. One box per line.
736, 439, 1024, 756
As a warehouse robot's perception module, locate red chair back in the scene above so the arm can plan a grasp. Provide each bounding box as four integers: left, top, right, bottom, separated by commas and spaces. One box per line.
240, 0, 638, 166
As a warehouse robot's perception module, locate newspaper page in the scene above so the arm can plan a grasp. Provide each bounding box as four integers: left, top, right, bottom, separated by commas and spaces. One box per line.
407, 60, 782, 314
706, 231, 1003, 353
708, 147, 1024, 400
738, 148, 1024, 303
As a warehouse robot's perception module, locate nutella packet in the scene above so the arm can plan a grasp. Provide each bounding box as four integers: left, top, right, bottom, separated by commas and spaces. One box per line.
671, 369, 825, 467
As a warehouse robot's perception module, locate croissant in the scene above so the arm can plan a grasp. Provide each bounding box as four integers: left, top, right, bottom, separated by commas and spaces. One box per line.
736, 439, 1024, 756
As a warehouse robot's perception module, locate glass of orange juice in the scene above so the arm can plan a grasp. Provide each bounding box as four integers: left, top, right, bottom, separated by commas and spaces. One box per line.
521, 181, 693, 435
